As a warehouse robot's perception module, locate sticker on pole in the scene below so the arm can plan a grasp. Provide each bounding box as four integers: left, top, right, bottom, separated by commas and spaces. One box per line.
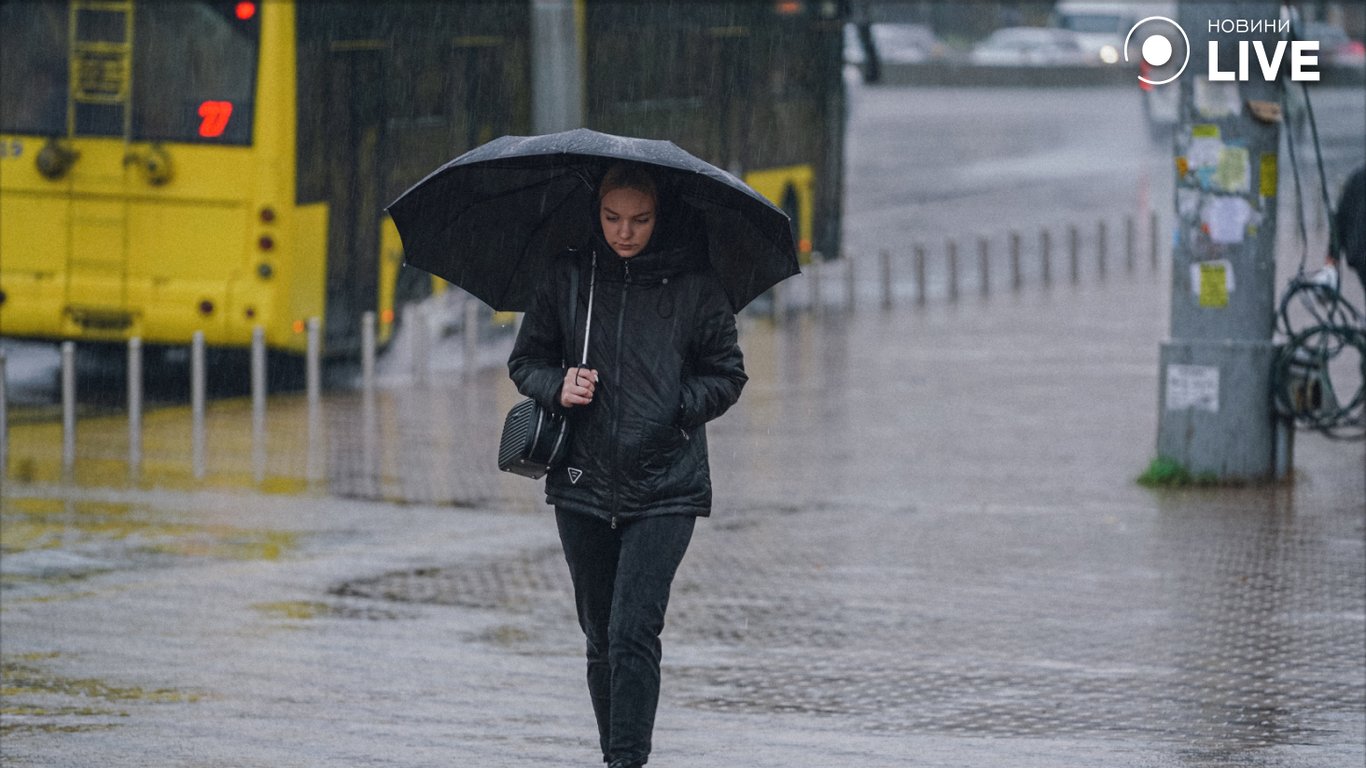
1166, 364, 1220, 413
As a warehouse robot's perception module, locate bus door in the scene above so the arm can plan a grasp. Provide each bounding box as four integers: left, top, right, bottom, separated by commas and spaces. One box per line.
64, 0, 137, 336
321, 43, 386, 356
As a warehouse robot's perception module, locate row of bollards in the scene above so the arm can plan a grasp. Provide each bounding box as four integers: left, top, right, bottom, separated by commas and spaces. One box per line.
31, 317, 340, 483
794, 211, 1163, 314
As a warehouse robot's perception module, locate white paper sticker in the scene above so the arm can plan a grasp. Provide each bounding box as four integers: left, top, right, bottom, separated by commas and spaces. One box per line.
1166, 364, 1220, 413
1203, 196, 1254, 244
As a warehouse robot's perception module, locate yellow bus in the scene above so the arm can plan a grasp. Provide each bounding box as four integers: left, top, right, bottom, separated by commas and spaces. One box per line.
1, 1, 843, 361
0, 0, 529, 358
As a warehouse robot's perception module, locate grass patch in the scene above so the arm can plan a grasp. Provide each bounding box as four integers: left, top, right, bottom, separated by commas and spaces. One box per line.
1137, 456, 1221, 488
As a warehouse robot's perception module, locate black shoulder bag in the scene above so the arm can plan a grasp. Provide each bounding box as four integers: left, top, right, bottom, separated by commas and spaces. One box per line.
498, 252, 597, 479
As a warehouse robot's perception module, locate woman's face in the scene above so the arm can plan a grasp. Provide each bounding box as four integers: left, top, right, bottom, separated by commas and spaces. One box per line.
599, 186, 656, 258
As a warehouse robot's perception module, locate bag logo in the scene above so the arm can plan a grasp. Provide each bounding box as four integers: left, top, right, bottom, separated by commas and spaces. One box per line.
567, 467, 583, 484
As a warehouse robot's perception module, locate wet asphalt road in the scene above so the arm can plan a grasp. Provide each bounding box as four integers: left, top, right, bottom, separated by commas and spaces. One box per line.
3, 84, 1365, 766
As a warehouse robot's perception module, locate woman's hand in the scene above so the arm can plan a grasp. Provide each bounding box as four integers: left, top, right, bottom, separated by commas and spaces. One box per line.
560, 367, 599, 408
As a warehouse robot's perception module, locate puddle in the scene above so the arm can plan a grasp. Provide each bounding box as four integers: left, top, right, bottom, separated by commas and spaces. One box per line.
0, 653, 199, 737
1, 495, 300, 602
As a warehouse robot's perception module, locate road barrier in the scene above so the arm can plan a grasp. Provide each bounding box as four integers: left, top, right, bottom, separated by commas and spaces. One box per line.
792, 211, 1165, 315
2, 210, 1167, 485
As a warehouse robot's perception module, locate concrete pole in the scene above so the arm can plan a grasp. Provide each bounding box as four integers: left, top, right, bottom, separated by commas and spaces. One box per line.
1156, 1, 1284, 481
531, 0, 584, 133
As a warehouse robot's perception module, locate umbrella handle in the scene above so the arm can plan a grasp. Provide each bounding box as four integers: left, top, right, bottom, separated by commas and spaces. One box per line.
580, 250, 597, 367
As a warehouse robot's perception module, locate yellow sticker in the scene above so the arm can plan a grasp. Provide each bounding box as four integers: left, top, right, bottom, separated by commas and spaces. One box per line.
1176, 156, 1189, 177
1199, 262, 1229, 308
1260, 153, 1278, 198
1192, 124, 1220, 139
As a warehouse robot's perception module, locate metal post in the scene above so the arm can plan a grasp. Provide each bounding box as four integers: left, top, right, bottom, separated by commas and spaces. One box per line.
128, 338, 142, 479
306, 318, 321, 408
1097, 220, 1107, 281
361, 310, 377, 395
306, 317, 323, 483
251, 326, 267, 483
1156, 1, 1284, 482
0, 351, 8, 478
62, 341, 76, 475
530, 0, 584, 134
880, 249, 892, 310
1150, 209, 1160, 272
1010, 231, 1022, 291
843, 254, 855, 311
947, 239, 959, 301
1125, 215, 1136, 274
914, 245, 927, 306
411, 304, 429, 386
810, 256, 823, 314
978, 237, 990, 297
1069, 224, 1080, 285
1041, 229, 1052, 287
191, 331, 206, 479
463, 298, 480, 376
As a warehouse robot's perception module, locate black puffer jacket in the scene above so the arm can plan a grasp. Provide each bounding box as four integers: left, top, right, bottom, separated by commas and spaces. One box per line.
508, 225, 746, 525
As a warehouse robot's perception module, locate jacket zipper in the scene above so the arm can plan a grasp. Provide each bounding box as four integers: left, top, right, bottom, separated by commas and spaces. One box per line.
610, 261, 631, 529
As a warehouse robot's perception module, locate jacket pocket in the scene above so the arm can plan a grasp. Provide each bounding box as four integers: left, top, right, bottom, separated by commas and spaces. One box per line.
621, 417, 696, 501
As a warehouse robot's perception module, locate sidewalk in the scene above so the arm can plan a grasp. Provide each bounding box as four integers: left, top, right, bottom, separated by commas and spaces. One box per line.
2, 273, 1363, 767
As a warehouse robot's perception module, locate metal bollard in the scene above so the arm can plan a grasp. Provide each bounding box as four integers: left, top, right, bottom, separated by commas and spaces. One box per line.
306, 317, 323, 483
361, 311, 376, 395
0, 351, 8, 477
251, 326, 267, 482
1069, 225, 1080, 284
840, 254, 855, 311
810, 256, 823, 314
1097, 220, 1107, 280
411, 305, 430, 386
915, 245, 927, 306
128, 338, 143, 479
880, 249, 893, 310
978, 237, 990, 297
947, 239, 959, 301
1010, 231, 1022, 291
306, 317, 321, 408
1040, 229, 1052, 287
191, 331, 206, 479
464, 298, 479, 375
62, 341, 76, 475
1150, 210, 1159, 271
1125, 215, 1136, 274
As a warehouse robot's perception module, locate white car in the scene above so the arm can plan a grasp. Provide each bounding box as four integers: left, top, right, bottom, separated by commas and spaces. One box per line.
969, 27, 1089, 67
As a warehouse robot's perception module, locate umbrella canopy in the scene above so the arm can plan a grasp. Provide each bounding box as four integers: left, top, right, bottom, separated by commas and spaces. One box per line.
385, 128, 799, 313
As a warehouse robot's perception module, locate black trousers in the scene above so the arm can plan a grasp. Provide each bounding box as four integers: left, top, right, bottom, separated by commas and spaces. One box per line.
555, 509, 696, 766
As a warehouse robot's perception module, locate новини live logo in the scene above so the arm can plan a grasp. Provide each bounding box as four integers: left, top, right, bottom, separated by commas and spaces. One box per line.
1125, 15, 1321, 85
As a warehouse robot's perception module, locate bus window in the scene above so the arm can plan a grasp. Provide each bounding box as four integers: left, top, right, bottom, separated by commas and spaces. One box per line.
0, 2, 68, 136
132, 1, 259, 144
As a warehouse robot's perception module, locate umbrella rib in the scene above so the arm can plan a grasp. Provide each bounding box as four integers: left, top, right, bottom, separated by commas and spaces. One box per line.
496, 177, 591, 308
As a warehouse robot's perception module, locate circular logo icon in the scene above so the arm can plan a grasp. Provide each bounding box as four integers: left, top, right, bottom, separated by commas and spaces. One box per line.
1124, 16, 1190, 85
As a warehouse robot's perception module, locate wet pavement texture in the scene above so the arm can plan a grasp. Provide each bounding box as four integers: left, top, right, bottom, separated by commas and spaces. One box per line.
4, 84, 1366, 766
4, 275, 1364, 768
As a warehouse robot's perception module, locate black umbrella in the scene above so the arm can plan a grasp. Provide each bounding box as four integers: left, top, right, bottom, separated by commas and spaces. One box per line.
385, 128, 799, 313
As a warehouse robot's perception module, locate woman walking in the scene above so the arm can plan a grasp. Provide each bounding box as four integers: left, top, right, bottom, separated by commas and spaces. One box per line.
508, 162, 747, 768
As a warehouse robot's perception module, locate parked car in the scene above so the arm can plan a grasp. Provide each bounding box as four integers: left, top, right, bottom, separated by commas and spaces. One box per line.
969, 27, 1089, 67
1051, 1, 1175, 65
844, 22, 949, 66
1298, 21, 1366, 68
